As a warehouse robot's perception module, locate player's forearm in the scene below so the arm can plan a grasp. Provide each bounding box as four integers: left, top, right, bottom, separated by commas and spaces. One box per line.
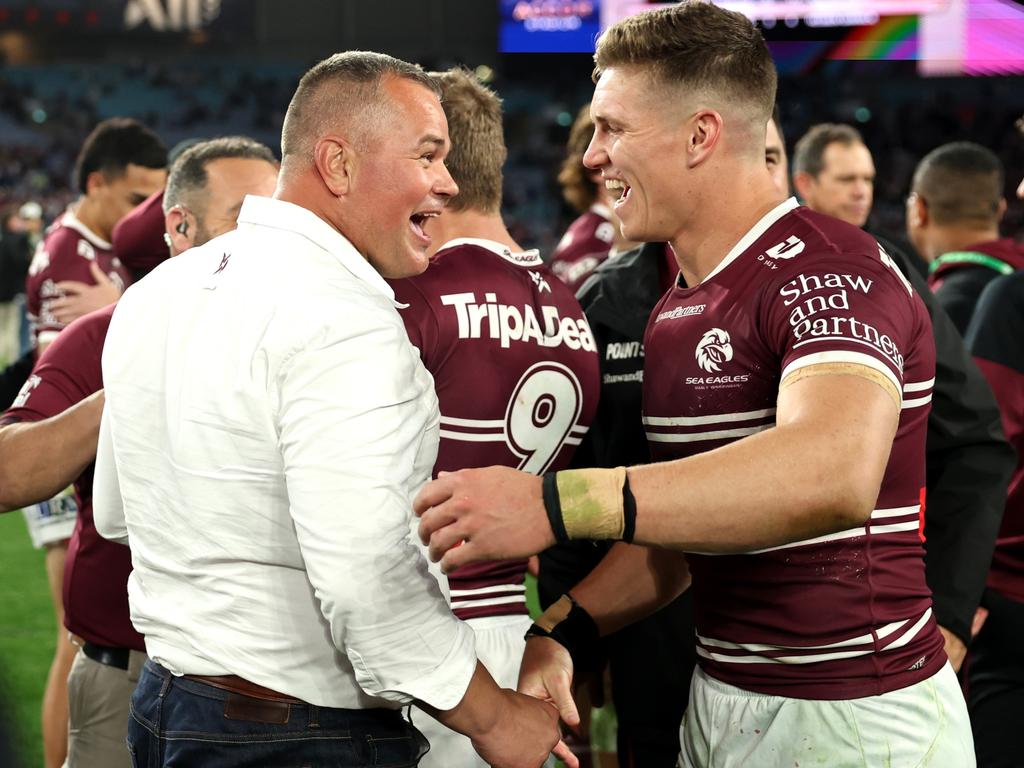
0, 391, 103, 512
571, 542, 690, 636
418, 661, 504, 738
629, 407, 893, 553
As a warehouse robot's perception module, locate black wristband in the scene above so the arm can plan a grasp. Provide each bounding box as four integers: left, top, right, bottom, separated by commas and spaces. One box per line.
542, 472, 569, 544
525, 593, 601, 672
622, 473, 637, 544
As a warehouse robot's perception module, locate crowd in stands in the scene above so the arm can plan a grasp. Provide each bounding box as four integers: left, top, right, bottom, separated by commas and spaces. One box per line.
1, 61, 1022, 252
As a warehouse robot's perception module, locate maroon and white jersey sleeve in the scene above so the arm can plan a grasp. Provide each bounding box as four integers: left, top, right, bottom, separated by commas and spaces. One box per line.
391, 239, 600, 620
26, 210, 129, 348
549, 206, 615, 292
643, 200, 943, 700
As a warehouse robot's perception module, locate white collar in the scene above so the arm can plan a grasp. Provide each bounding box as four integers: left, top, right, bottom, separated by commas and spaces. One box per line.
437, 237, 543, 267
62, 207, 112, 250
700, 197, 800, 284
236, 196, 395, 301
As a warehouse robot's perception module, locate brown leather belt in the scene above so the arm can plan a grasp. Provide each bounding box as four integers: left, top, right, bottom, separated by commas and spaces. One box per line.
183, 674, 305, 704
183, 674, 305, 723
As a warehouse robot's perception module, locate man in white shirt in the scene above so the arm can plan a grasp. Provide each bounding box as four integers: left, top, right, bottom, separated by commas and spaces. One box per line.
93, 51, 573, 768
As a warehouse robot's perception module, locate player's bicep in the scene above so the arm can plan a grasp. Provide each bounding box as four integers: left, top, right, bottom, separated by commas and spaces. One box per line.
776, 369, 900, 471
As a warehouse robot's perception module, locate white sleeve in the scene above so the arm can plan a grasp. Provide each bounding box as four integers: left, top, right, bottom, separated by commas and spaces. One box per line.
275, 296, 475, 710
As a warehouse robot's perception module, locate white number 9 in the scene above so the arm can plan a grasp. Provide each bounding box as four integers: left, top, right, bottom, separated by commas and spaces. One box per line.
505, 362, 585, 474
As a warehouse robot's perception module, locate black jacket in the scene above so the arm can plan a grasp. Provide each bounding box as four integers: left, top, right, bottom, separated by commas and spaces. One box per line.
0, 350, 34, 411
546, 238, 1012, 645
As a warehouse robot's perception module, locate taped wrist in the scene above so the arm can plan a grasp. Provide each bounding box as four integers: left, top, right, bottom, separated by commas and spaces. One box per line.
542, 467, 637, 544
525, 593, 601, 672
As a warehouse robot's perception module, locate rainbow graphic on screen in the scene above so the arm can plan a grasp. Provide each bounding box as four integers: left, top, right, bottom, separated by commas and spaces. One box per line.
829, 14, 918, 61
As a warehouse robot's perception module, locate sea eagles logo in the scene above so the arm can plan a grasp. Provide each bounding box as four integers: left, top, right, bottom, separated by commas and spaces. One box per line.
696, 328, 733, 373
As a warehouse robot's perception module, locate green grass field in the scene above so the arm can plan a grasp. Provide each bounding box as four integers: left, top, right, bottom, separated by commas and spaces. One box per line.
0, 510, 53, 768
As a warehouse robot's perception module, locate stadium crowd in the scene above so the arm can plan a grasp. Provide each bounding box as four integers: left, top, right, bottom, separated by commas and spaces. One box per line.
0, 2, 1022, 767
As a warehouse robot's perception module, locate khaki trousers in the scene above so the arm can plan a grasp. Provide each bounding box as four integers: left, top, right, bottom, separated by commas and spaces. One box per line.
65, 646, 147, 768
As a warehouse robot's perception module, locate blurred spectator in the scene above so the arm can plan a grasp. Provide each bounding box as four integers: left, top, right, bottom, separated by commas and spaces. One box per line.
793, 123, 875, 227
906, 142, 1024, 334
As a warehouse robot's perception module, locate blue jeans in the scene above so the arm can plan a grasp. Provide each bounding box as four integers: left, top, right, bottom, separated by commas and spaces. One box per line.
128, 660, 429, 767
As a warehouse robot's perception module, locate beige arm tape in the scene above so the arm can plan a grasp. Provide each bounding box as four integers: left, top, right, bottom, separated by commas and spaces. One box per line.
780, 361, 902, 409
535, 594, 573, 632
557, 466, 627, 540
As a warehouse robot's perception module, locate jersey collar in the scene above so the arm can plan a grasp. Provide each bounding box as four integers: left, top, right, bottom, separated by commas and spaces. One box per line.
437, 237, 543, 267
62, 208, 112, 250
700, 197, 800, 285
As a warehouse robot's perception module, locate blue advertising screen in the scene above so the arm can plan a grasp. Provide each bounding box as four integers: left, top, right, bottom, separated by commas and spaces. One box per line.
499, 0, 602, 53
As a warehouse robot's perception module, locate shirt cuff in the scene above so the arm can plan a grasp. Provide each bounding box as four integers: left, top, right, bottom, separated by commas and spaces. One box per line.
351, 618, 477, 710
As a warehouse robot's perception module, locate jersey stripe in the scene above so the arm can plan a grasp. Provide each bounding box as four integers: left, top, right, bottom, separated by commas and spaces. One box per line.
645, 425, 771, 443
902, 378, 935, 393
642, 408, 776, 427
738, 506, 922, 554
695, 609, 932, 665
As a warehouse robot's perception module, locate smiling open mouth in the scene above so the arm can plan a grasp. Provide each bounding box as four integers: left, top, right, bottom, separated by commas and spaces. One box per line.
607, 179, 631, 205
409, 211, 439, 239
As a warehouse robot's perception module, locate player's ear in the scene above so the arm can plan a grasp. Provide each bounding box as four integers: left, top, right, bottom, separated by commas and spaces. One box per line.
687, 109, 723, 168
906, 193, 928, 229
313, 136, 354, 198
996, 196, 1007, 221
85, 170, 108, 196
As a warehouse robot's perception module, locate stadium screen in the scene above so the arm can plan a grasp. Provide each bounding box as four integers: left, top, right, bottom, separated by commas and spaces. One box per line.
499, 0, 1024, 76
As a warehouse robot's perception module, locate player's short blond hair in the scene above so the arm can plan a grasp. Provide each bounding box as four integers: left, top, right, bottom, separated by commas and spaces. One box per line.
594, 1, 776, 124
431, 67, 505, 214
558, 105, 598, 215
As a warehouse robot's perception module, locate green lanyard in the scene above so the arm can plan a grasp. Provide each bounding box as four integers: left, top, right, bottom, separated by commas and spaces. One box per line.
929, 251, 1014, 276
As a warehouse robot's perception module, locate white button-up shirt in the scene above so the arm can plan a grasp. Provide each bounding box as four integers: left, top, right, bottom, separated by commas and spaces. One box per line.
93, 196, 476, 710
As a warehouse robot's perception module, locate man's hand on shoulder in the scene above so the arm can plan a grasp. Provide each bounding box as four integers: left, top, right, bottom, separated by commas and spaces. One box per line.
51, 262, 122, 325
415, 466, 551, 572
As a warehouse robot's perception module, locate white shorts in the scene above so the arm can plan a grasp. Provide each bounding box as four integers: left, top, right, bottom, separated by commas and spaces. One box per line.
417, 614, 534, 768
678, 664, 974, 768
21, 486, 77, 549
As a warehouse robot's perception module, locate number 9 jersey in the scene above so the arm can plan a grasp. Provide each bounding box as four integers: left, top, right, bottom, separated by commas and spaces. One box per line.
390, 237, 601, 621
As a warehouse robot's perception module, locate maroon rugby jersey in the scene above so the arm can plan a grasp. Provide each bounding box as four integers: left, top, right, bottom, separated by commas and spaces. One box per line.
643, 198, 944, 699
1, 304, 143, 651
26, 209, 130, 348
550, 205, 615, 292
391, 238, 600, 620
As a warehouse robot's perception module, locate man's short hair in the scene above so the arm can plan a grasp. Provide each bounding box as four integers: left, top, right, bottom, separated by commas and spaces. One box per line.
911, 142, 1005, 226
558, 105, 598, 215
792, 123, 863, 177
163, 136, 278, 214
73, 117, 167, 195
281, 51, 439, 161
593, 1, 777, 126
431, 68, 505, 214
